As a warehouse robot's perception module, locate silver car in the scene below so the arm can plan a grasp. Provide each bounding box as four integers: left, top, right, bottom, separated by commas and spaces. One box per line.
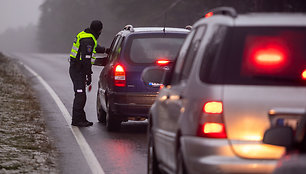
142, 7, 306, 174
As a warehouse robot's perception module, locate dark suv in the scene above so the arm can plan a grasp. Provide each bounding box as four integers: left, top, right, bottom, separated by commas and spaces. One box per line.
95, 25, 189, 131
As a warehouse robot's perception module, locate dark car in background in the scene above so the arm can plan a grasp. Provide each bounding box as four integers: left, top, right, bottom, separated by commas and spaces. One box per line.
95, 25, 189, 131
142, 7, 306, 174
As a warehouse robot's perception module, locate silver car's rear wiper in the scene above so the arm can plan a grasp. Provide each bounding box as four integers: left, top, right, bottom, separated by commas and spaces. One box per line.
250, 75, 300, 83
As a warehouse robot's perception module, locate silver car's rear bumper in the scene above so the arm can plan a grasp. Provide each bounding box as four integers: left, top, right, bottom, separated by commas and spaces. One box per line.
181, 136, 277, 174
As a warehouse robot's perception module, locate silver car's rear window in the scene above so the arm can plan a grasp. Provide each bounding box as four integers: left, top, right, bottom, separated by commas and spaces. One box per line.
200, 26, 306, 86
125, 33, 186, 64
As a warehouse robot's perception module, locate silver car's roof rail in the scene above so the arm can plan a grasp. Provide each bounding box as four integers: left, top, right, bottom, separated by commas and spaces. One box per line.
206, 7, 238, 18
123, 25, 134, 32
185, 25, 192, 30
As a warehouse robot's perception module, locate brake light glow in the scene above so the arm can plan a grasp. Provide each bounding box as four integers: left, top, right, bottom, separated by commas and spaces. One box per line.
202, 123, 227, 138
203, 101, 223, 114
198, 101, 227, 138
255, 50, 285, 66
242, 36, 290, 75
156, 59, 170, 66
115, 65, 124, 72
114, 64, 126, 87
302, 69, 306, 80
205, 12, 213, 18
204, 123, 224, 133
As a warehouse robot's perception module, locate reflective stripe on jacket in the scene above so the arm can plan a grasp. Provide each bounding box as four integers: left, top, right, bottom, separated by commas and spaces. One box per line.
70, 31, 97, 63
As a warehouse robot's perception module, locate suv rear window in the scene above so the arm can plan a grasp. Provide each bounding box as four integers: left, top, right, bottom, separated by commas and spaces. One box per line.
200, 26, 306, 86
125, 33, 186, 64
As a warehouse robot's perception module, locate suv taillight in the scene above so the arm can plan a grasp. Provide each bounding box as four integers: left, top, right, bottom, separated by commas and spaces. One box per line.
197, 101, 227, 138
156, 59, 170, 66
114, 64, 126, 87
205, 12, 213, 18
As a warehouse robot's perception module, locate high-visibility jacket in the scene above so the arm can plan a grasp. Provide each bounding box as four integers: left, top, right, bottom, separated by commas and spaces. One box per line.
70, 31, 97, 64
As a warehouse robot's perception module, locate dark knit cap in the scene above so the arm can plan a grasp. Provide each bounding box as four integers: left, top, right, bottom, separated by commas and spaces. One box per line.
90, 20, 103, 32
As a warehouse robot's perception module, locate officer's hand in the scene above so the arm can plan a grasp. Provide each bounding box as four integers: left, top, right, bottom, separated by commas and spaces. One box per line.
86, 75, 92, 86
88, 84, 92, 92
105, 48, 111, 55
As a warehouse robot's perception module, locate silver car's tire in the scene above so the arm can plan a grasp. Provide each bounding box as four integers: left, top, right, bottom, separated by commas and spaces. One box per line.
96, 91, 106, 123
147, 132, 162, 174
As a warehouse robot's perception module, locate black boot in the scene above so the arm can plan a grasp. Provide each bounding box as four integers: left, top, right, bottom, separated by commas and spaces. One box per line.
71, 121, 93, 127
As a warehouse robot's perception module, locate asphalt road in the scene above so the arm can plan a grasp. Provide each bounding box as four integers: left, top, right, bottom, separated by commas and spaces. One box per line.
8, 53, 148, 174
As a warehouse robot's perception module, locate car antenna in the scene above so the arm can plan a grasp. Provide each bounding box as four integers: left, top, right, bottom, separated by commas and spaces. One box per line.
163, 12, 167, 33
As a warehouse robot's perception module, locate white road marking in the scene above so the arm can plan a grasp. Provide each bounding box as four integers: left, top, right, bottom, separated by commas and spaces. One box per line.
22, 63, 105, 174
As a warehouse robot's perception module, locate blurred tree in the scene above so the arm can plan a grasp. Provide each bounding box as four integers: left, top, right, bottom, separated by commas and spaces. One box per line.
38, 0, 113, 52
37, 0, 306, 53
0, 24, 38, 53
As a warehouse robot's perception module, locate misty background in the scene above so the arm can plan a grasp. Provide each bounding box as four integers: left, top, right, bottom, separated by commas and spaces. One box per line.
0, 0, 306, 53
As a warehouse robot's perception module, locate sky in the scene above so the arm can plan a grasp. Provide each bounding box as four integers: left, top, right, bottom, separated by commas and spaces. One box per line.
0, 0, 43, 34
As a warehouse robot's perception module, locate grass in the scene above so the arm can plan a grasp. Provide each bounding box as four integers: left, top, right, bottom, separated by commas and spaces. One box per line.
0, 52, 58, 173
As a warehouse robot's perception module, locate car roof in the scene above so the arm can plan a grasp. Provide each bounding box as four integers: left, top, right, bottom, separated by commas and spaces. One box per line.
236, 13, 306, 26
117, 27, 190, 37
194, 13, 306, 27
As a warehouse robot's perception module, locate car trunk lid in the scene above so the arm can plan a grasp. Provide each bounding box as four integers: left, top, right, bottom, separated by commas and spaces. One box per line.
223, 85, 306, 159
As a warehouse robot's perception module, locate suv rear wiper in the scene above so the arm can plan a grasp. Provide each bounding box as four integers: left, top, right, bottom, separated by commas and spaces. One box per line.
250, 75, 301, 83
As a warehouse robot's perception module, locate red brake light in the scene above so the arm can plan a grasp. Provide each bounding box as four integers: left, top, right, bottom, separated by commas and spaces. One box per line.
254, 50, 285, 66
202, 123, 227, 138
114, 64, 126, 87
115, 65, 124, 72
242, 36, 290, 76
156, 59, 170, 66
198, 101, 227, 138
203, 101, 223, 114
205, 12, 213, 18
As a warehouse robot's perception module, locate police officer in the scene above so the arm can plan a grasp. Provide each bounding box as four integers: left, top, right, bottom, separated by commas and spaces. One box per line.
69, 20, 105, 127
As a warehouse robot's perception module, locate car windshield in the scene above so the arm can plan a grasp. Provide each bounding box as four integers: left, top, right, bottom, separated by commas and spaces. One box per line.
200, 26, 306, 86
126, 33, 186, 64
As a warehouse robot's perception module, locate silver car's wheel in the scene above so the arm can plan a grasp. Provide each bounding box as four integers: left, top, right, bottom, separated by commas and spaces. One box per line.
96, 91, 106, 123
147, 132, 161, 174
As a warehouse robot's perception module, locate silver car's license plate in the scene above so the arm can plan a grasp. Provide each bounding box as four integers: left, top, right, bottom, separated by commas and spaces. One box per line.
275, 117, 298, 129
269, 108, 305, 129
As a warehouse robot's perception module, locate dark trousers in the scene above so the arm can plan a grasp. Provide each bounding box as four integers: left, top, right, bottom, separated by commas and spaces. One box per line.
69, 61, 87, 123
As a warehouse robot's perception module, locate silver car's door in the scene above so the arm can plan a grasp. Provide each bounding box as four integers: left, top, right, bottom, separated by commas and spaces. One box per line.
154, 26, 206, 171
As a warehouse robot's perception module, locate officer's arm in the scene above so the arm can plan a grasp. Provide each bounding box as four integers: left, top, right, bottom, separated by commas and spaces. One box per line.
96, 44, 106, 53
79, 38, 95, 75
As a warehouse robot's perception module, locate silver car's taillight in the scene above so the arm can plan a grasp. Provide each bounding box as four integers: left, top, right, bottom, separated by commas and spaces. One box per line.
197, 101, 227, 138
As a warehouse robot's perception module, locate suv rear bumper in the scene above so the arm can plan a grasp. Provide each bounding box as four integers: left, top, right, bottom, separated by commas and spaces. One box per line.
181, 136, 277, 174
108, 91, 157, 119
